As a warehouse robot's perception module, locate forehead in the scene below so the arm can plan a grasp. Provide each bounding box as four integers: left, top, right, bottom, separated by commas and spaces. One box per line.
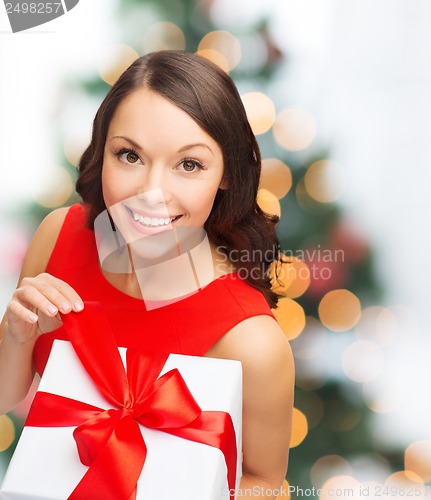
107, 89, 219, 151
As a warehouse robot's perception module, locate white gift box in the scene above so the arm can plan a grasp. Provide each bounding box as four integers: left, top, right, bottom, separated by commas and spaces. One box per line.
0, 340, 242, 500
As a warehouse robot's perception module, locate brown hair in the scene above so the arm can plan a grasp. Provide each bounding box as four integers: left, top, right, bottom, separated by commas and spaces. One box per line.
76, 50, 282, 308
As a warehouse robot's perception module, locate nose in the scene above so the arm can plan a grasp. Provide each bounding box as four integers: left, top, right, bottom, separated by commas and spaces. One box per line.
137, 187, 166, 206
136, 165, 170, 206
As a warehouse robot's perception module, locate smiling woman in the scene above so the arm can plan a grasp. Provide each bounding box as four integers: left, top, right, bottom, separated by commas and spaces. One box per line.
0, 50, 294, 499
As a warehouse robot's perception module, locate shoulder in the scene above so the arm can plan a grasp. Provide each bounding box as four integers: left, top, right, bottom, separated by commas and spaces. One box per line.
37, 206, 70, 235
17, 206, 73, 281
206, 314, 294, 384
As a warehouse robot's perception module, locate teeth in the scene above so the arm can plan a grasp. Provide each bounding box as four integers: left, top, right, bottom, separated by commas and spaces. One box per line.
130, 209, 177, 228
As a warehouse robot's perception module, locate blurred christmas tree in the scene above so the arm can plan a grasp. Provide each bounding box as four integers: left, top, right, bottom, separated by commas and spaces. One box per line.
2, 0, 408, 496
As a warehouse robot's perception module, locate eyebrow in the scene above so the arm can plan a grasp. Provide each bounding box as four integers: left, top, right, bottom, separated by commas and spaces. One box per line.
110, 136, 213, 154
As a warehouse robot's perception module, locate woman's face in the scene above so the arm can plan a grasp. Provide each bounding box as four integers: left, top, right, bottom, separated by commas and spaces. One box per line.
101, 88, 225, 260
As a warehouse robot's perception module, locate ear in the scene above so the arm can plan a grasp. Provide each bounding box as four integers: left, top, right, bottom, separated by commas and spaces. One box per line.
219, 178, 228, 190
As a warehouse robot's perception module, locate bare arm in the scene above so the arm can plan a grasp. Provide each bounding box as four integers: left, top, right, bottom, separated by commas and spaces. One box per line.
208, 315, 294, 498
0, 207, 84, 415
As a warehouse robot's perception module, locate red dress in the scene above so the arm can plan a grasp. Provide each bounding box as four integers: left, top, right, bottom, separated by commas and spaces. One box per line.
33, 204, 275, 376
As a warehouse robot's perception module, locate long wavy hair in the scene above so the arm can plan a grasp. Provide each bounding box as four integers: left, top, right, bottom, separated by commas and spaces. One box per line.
76, 50, 282, 308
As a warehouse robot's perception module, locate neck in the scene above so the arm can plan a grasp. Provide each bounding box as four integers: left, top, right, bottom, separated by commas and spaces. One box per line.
99, 236, 236, 301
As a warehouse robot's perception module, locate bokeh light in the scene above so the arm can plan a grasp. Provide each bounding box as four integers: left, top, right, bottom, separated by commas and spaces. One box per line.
384, 470, 425, 493
98, 44, 139, 86
276, 479, 291, 499
296, 177, 333, 215
0, 415, 15, 452
363, 376, 405, 413
290, 407, 308, 448
241, 92, 276, 135
355, 306, 398, 347
35, 167, 74, 208
142, 22, 186, 53
272, 297, 306, 340
273, 107, 316, 151
260, 158, 292, 199
269, 257, 295, 296
310, 455, 352, 489
257, 188, 281, 217
304, 160, 347, 203
318, 289, 361, 332
269, 256, 310, 298
330, 217, 369, 263
282, 258, 311, 299
197, 31, 241, 71
291, 316, 327, 360
196, 49, 229, 72
350, 453, 391, 483
302, 244, 348, 298
319, 475, 361, 500
342, 340, 384, 383
405, 440, 431, 482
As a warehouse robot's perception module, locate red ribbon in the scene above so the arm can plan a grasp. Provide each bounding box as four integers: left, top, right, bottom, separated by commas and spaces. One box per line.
26, 303, 237, 500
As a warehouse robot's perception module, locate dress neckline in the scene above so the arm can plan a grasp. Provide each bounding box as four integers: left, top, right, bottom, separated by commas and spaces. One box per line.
94, 254, 238, 307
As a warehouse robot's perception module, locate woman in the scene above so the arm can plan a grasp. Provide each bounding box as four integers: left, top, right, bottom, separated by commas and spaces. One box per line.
0, 51, 294, 497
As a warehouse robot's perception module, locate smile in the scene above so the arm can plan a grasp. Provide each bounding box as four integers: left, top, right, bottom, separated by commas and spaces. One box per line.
126, 207, 182, 228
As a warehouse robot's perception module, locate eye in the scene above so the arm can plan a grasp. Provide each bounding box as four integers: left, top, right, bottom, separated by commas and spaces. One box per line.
114, 148, 142, 165
179, 159, 204, 172
125, 151, 139, 163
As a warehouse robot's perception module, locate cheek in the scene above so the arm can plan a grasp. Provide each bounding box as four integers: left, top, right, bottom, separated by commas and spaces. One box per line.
185, 186, 220, 220
101, 166, 129, 207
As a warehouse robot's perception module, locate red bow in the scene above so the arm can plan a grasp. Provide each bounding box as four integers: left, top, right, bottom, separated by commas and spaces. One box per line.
26, 303, 237, 500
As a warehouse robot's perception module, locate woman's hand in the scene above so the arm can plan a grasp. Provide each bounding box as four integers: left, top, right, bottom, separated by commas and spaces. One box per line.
5, 273, 84, 344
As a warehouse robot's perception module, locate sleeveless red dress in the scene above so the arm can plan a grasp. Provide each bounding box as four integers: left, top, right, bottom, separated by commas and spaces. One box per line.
33, 204, 275, 376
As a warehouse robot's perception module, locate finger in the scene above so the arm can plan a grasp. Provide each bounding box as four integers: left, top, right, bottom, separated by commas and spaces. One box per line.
7, 299, 39, 325
20, 275, 83, 313
37, 274, 84, 312
15, 285, 61, 317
